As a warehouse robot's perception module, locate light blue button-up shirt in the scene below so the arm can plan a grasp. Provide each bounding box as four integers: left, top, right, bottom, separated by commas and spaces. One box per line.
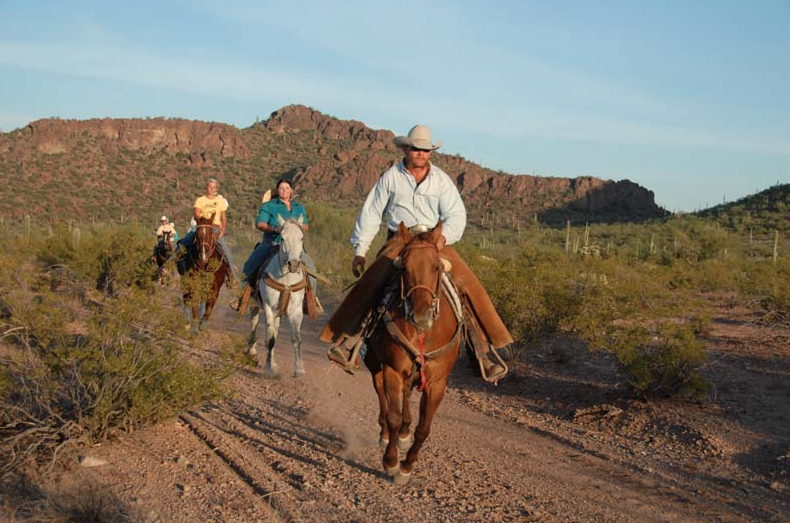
350, 161, 467, 257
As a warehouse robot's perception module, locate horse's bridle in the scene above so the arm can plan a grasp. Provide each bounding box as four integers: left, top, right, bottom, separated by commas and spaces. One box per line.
276, 220, 304, 274
398, 242, 443, 326
195, 223, 218, 267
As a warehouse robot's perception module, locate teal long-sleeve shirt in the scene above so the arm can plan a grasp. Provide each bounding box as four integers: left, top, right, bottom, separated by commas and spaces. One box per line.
257, 198, 308, 243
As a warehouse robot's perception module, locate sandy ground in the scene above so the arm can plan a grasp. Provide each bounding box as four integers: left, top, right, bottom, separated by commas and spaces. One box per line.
7, 291, 790, 523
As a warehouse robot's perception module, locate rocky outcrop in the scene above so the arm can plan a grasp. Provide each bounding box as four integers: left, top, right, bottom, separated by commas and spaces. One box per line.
0, 105, 666, 223
17, 117, 249, 159
262, 105, 397, 151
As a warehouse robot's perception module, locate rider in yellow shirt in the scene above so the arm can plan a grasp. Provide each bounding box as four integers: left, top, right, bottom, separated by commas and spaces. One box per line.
175, 178, 238, 285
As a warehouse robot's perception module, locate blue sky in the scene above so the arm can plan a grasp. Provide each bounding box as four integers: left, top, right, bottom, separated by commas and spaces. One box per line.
1, 0, 788, 212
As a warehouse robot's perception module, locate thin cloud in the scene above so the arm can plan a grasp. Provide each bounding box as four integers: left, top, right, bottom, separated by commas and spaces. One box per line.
0, 39, 786, 156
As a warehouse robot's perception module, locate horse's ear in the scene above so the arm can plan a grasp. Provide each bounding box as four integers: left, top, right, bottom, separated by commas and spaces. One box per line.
397, 222, 411, 242
208, 212, 216, 224
296, 215, 304, 225
276, 214, 285, 226
429, 220, 444, 246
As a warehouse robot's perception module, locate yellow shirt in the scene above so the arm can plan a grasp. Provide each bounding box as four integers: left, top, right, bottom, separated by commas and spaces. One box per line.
194, 195, 228, 226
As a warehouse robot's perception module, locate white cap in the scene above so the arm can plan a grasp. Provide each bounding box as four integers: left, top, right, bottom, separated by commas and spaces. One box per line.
160, 215, 168, 221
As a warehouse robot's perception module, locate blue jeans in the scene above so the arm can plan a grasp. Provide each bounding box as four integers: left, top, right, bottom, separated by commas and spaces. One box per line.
178, 228, 238, 281
242, 240, 276, 285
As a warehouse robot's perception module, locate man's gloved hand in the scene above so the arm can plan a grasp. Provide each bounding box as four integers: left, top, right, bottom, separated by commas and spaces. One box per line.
351, 255, 366, 277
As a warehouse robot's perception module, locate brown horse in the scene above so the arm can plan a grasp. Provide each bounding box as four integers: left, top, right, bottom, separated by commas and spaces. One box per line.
181, 214, 228, 333
363, 222, 462, 484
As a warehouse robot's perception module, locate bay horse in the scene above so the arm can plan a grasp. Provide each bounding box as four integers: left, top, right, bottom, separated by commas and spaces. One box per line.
248, 216, 308, 378
364, 222, 462, 484
181, 214, 229, 334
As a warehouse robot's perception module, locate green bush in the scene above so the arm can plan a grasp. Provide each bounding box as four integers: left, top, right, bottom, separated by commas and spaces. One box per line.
38, 223, 157, 295
613, 322, 711, 399
0, 223, 236, 478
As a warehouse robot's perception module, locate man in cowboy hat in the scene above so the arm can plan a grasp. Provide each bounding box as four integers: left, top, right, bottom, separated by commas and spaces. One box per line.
156, 215, 178, 247
319, 124, 512, 382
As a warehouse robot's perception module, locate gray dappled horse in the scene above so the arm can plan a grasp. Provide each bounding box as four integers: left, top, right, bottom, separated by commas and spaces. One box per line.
248, 216, 307, 378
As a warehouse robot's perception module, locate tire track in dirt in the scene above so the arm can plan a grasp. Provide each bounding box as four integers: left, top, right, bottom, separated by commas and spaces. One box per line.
179, 409, 295, 522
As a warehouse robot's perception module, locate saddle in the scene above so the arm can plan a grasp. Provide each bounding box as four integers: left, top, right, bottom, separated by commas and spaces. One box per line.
330, 270, 507, 383
237, 246, 323, 318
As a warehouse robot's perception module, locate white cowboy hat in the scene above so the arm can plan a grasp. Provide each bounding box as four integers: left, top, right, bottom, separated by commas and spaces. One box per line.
160, 215, 168, 221
393, 125, 442, 151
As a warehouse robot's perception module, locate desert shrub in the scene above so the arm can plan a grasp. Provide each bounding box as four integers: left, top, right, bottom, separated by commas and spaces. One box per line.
467, 240, 712, 399
2, 478, 146, 523
561, 259, 712, 398
461, 243, 581, 354
0, 225, 235, 478
38, 223, 157, 294
753, 261, 790, 327
610, 322, 710, 398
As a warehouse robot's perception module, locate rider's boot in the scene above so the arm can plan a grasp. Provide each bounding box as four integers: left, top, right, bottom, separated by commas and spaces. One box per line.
229, 282, 252, 313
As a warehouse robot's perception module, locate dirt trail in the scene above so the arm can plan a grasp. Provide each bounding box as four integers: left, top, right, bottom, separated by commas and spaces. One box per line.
170, 303, 788, 523
34, 298, 790, 523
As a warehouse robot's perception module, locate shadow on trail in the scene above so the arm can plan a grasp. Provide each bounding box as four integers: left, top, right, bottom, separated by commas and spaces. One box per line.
192, 400, 385, 480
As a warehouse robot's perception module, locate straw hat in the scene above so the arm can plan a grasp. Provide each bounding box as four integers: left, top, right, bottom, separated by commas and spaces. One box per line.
393, 125, 442, 150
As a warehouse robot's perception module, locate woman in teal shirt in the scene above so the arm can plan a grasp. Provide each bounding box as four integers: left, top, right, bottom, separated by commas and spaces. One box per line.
238, 178, 314, 296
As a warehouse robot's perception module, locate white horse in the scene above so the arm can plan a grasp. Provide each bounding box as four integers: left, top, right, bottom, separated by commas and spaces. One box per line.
248, 216, 307, 378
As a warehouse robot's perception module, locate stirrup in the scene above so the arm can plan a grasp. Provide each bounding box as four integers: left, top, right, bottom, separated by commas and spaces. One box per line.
479, 348, 508, 384
327, 346, 356, 375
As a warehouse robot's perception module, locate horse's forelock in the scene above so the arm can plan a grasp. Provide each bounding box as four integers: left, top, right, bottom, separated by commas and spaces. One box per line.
400, 239, 441, 280
403, 237, 439, 259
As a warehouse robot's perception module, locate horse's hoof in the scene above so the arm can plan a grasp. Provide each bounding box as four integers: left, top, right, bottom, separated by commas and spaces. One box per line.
384, 464, 399, 477
247, 347, 258, 357
397, 435, 412, 452
392, 469, 412, 485
378, 437, 389, 451
293, 369, 306, 378
263, 367, 277, 378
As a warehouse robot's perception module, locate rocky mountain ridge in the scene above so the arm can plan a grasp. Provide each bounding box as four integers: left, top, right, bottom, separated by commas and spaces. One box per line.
0, 105, 666, 225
